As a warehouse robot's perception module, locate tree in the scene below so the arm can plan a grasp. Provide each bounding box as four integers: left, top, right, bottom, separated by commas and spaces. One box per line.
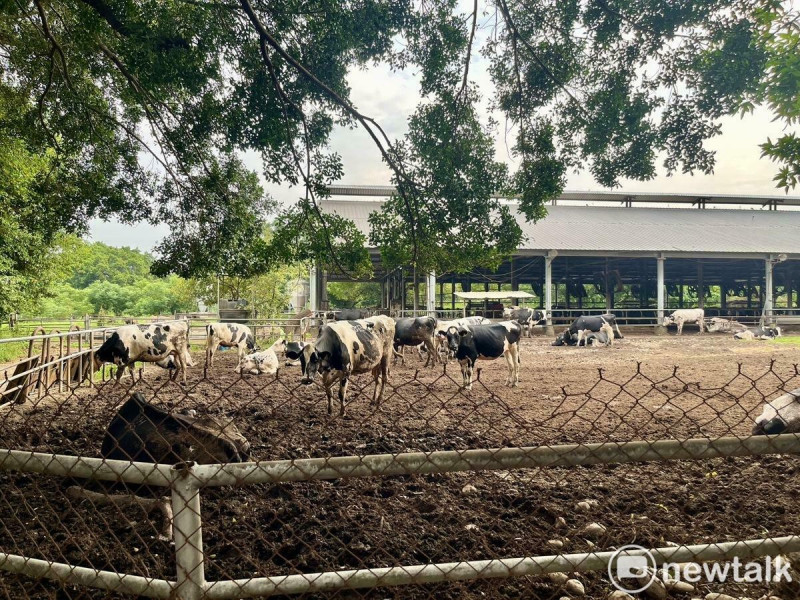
1, 0, 798, 296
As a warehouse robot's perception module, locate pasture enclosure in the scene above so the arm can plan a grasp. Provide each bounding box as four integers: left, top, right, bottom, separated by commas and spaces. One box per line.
1, 330, 800, 599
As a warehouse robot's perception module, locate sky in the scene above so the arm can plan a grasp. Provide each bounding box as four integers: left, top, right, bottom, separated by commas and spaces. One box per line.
88, 14, 799, 253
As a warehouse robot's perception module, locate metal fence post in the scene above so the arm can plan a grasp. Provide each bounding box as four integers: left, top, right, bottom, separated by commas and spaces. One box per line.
171, 463, 205, 600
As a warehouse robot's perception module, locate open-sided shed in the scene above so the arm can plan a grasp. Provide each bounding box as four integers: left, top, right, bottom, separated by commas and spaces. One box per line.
311, 187, 800, 328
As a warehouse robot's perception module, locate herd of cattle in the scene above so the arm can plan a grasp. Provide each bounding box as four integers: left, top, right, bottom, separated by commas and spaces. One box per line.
92, 307, 784, 416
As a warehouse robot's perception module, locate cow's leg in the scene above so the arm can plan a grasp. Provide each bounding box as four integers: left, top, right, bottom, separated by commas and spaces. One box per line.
115, 365, 127, 383
175, 351, 186, 385
677, 319, 684, 335
510, 344, 520, 386
697, 318, 704, 334
576, 330, 585, 347
614, 323, 624, 339
504, 351, 514, 386
338, 377, 350, 416
206, 340, 217, 367
424, 338, 437, 367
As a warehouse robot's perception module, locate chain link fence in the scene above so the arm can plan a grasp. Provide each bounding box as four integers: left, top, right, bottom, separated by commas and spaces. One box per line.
1, 332, 800, 599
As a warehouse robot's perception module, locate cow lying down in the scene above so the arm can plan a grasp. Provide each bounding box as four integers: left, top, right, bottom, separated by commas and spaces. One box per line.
66, 393, 250, 540
706, 317, 747, 334
234, 339, 288, 375
753, 387, 800, 434
552, 315, 620, 347
734, 326, 782, 341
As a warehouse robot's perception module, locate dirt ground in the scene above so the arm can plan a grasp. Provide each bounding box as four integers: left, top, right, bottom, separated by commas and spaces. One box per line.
2, 331, 800, 599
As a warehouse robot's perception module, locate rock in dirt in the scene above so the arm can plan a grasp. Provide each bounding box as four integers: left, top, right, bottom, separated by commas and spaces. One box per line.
704, 594, 737, 600
564, 578, 585, 596
461, 484, 478, 495
547, 539, 564, 549
547, 572, 569, 585
607, 592, 634, 600
582, 522, 607, 537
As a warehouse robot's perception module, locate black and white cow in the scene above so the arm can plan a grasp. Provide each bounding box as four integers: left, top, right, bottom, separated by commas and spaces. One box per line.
734, 326, 782, 341
94, 323, 191, 384
502, 307, 547, 337
435, 316, 491, 358
234, 339, 288, 375
752, 388, 800, 435
300, 316, 394, 415
445, 322, 521, 389
284, 340, 307, 367
393, 316, 438, 367
551, 314, 622, 346
579, 324, 614, 347
205, 323, 256, 367
335, 308, 367, 321
663, 309, 705, 335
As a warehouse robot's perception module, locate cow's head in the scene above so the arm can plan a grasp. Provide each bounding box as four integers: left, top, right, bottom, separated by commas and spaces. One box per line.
299, 344, 323, 385
662, 315, 675, 327
445, 326, 462, 354
752, 391, 800, 435
551, 330, 573, 346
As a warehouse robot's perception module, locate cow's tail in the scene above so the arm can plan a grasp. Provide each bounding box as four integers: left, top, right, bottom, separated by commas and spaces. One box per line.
246, 333, 256, 351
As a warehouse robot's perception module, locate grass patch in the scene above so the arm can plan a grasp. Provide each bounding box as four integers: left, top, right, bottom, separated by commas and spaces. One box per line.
770, 335, 800, 346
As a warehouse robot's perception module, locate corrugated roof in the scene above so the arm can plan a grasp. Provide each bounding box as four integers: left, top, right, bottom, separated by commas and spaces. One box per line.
326, 185, 800, 207
320, 199, 800, 255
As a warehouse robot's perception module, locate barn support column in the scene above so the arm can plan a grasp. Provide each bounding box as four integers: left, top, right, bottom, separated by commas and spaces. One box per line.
451, 275, 456, 310
788, 265, 794, 312
764, 256, 774, 325
309, 264, 319, 313
604, 259, 612, 312
426, 272, 436, 315
545, 251, 556, 336
655, 255, 667, 335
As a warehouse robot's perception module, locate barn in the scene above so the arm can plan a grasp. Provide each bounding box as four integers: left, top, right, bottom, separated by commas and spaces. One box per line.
312, 186, 800, 331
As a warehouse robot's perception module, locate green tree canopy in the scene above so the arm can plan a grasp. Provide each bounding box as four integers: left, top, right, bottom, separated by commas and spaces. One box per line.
1, 0, 798, 308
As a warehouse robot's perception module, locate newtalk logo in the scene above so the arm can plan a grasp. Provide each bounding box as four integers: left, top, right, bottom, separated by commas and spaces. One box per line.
608, 545, 792, 594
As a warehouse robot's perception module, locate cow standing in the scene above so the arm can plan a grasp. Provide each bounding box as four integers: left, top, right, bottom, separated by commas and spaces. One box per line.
435, 316, 491, 358
300, 316, 394, 415
663, 309, 705, 335
502, 307, 547, 337
205, 323, 256, 367
393, 316, 438, 367
445, 322, 521, 390
335, 308, 367, 320
94, 323, 190, 384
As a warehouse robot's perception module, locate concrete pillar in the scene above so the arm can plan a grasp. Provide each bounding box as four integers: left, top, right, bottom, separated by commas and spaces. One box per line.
309, 264, 318, 313
765, 256, 774, 324
604, 259, 612, 312
655, 255, 667, 335
510, 258, 519, 291
426, 272, 436, 315
545, 251, 556, 336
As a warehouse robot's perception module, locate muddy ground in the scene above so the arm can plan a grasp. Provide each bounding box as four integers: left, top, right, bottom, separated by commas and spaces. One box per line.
2, 332, 800, 599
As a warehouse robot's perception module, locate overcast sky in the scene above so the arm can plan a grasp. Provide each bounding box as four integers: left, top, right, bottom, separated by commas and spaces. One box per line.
89, 20, 799, 253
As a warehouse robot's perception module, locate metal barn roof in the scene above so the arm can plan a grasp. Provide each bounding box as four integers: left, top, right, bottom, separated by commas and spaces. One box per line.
320, 199, 800, 257
326, 185, 800, 208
